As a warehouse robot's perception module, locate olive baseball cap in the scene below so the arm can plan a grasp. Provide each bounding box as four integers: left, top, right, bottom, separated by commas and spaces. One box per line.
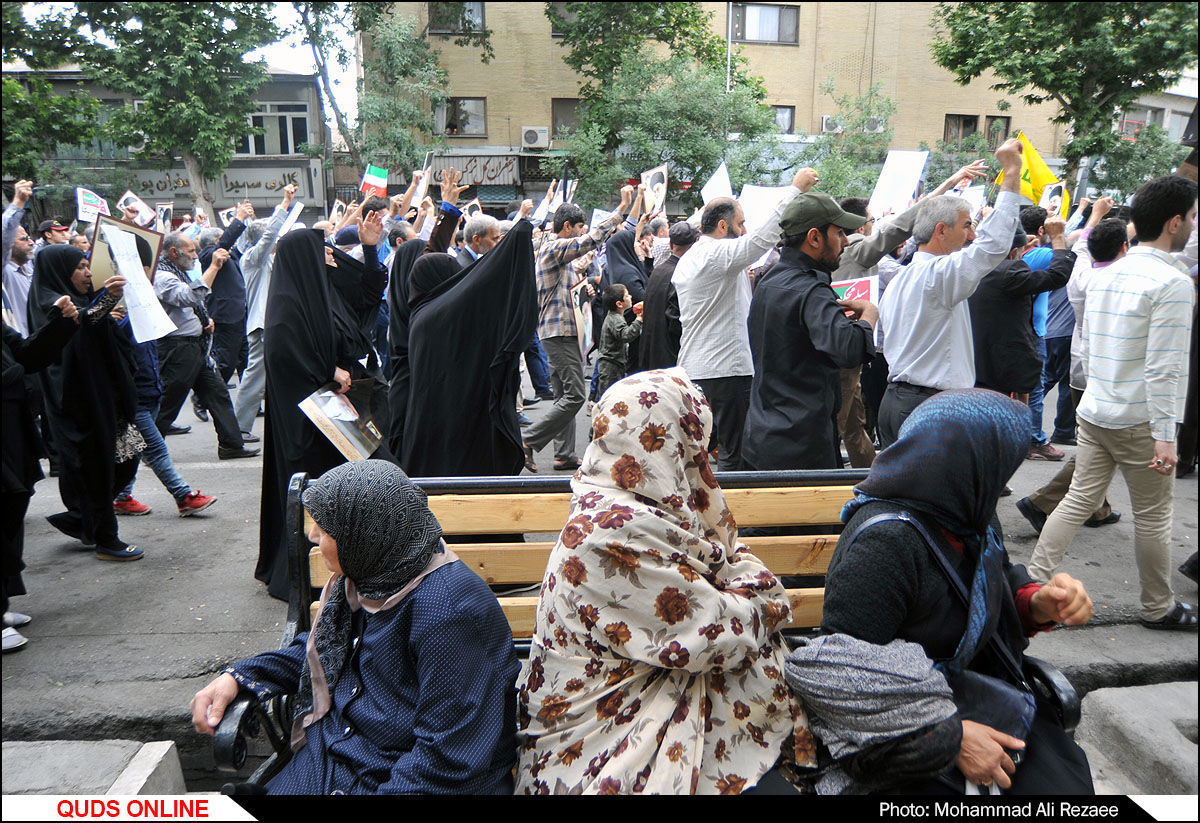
779, 192, 865, 237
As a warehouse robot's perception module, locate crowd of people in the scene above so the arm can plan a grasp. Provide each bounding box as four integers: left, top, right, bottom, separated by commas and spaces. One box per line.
4, 134, 1198, 794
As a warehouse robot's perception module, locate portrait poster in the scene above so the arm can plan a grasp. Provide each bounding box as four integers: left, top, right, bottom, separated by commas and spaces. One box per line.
641, 164, 669, 218
89, 214, 164, 293
299, 377, 382, 462
154, 203, 173, 233
96, 221, 176, 343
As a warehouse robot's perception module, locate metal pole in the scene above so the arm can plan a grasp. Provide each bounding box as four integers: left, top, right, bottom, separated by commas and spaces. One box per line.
726, 2, 733, 93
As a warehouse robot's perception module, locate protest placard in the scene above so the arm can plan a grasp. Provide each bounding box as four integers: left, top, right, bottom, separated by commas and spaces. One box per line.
868, 150, 929, 221
360, 164, 388, 198
412, 152, 433, 203
463, 198, 484, 218
218, 206, 236, 227
961, 185, 987, 218
738, 184, 792, 270
77, 188, 111, 223
97, 221, 176, 343
589, 208, 613, 229
116, 190, 155, 227
328, 200, 346, 226
299, 377, 383, 461
700, 161, 733, 205
830, 275, 878, 305
154, 203, 173, 233
279, 200, 305, 235
641, 164, 668, 217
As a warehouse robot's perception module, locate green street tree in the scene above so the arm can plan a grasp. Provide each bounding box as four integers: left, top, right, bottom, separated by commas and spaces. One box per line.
1091, 124, 1191, 201
797, 80, 898, 200
930, 1, 1199, 183
70, 2, 280, 219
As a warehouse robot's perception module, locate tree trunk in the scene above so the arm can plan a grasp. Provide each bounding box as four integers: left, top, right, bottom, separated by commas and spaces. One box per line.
181, 151, 218, 226
309, 38, 362, 171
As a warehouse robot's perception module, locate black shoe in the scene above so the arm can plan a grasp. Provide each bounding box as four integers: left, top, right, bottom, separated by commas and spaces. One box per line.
46, 513, 95, 547
1000, 485, 1012, 497
1179, 552, 1198, 583
536, 391, 555, 401
163, 424, 191, 436
1083, 510, 1121, 528
218, 446, 260, 460
240, 431, 260, 444
192, 396, 209, 423
523, 396, 542, 406
1015, 497, 1047, 534
255, 407, 265, 418
1050, 435, 1077, 446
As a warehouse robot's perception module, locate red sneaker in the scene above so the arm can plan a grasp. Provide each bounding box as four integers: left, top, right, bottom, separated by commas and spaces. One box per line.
113, 496, 152, 516
177, 491, 216, 517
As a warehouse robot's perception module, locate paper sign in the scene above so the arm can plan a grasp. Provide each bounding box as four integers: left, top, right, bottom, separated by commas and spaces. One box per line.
1038, 181, 1067, 217
328, 199, 347, 226
279, 201, 305, 236
218, 206, 236, 228
566, 180, 579, 204
961, 185, 987, 218
700, 161, 733, 205
590, 208, 614, 229
116, 190, 155, 226
155, 203, 173, 233
98, 221, 176, 343
463, 198, 483, 218
830, 275, 879, 305
77, 188, 110, 223
737, 184, 791, 234
868, 150, 929, 221
412, 152, 433, 204
641, 164, 669, 217
532, 187, 555, 226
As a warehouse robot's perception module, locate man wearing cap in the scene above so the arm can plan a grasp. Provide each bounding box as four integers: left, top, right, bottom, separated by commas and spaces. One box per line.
743, 193, 878, 470
876, 137, 1025, 448
33, 218, 70, 259
640, 221, 697, 371
672, 167, 819, 471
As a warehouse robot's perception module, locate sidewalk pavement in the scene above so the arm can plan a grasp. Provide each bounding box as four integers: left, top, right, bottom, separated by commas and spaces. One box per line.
2, 380, 1195, 791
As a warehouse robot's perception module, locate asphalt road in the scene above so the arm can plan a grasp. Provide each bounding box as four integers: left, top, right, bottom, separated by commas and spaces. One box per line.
2, 375, 1196, 788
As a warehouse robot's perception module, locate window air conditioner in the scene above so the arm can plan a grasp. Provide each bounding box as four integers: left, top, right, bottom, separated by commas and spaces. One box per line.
820, 115, 843, 134
521, 126, 550, 149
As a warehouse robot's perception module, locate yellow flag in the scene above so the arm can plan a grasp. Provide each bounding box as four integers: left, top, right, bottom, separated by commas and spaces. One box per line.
995, 131, 1070, 218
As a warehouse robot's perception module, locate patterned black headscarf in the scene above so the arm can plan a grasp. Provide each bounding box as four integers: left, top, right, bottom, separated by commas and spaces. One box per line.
290, 460, 444, 750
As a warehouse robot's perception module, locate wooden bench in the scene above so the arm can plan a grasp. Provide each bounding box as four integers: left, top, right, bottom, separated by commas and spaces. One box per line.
214, 469, 1079, 786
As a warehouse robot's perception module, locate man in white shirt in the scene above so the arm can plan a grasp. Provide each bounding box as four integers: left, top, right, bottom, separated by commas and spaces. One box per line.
876, 138, 1025, 448
672, 166, 818, 470
1028, 175, 1197, 631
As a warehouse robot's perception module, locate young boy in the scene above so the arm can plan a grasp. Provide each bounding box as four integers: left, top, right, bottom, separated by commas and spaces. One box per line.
596, 283, 643, 399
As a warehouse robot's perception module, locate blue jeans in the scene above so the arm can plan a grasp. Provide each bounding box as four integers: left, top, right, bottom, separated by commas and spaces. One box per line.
1042, 335, 1076, 441
524, 334, 551, 396
1028, 337, 1049, 444
374, 302, 391, 381
120, 402, 191, 502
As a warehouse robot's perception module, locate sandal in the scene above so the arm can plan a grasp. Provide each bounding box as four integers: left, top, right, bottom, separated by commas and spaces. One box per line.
553, 457, 581, 471
1140, 601, 1197, 631
522, 442, 537, 473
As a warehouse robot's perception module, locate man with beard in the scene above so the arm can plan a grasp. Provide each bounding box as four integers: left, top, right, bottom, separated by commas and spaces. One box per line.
742, 192, 877, 470
2, 180, 35, 336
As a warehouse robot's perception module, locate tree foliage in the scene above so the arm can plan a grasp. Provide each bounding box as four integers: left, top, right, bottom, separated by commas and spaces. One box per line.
69, 2, 280, 217
930, 2, 1199, 181
796, 80, 898, 200
1091, 124, 1192, 201
559, 51, 780, 209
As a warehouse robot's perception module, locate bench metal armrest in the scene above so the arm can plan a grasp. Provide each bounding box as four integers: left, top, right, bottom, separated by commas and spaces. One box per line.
1023, 655, 1081, 734
213, 694, 291, 777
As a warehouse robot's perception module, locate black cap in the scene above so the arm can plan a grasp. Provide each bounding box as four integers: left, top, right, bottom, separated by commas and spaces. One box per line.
38, 219, 69, 233
669, 221, 698, 247
779, 192, 865, 237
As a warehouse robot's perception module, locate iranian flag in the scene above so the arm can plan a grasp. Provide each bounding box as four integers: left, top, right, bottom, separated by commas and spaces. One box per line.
360, 164, 388, 198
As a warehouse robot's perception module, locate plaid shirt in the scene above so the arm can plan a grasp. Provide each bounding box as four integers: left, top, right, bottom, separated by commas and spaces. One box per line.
536, 210, 624, 339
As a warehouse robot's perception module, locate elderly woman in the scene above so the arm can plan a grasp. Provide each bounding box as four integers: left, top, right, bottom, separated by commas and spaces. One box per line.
820, 389, 1094, 794
193, 460, 519, 794
516, 369, 817, 794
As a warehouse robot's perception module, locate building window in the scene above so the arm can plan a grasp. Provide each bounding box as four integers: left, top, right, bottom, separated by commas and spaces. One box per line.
771, 105, 795, 134
944, 114, 978, 148
1168, 109, 1191, 142
552, 98, 580, 136
731, 3, 799, 45
235, 103, 310, 156
428, 2, 484, 34
436, 98, 487, 136
985, 115, 1011, 149
548, 2, 577, 36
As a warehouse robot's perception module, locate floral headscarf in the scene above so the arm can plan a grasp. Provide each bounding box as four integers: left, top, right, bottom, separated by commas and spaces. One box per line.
515, 368, 816, 795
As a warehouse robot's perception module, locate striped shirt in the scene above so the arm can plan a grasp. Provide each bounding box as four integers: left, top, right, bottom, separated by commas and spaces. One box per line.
536, 211, 624, 340
1078, 245, 1194, 441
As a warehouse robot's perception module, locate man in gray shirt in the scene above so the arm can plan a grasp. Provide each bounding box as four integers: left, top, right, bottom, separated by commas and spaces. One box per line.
153, 231, 258, 459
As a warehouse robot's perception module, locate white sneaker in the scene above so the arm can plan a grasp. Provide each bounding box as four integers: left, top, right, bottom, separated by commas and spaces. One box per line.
2, 627, 28, 652
4, 611, 31, 628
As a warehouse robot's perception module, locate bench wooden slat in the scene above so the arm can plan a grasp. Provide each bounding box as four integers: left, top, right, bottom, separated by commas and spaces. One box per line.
309, 536, 838, 588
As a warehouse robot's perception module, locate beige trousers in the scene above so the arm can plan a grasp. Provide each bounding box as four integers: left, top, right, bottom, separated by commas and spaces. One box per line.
1028, 419, 1176, 621
838, 366, 876, 468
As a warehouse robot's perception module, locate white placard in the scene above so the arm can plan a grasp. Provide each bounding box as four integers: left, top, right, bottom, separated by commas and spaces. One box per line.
279, 200, 305, 236
868, 150, 929, 221
413, 151, 433, 203
737, 184, 791, 234
589, 208, 614, 229
700, 161, 733, 204
641, 164, 668, 217
77, 187, 110, 223
218, 206, 236, 228
99, 224, 177, 343
961, 185, 987, 218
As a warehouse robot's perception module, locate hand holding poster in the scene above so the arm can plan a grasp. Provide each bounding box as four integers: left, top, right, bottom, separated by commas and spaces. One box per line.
96, 218, 176, 343
868, 150, 929, 221
641, 164, 668, 218
77, 188, 111, 223
218, 206, 236, 228
299, 378, 383, 461
279, 200, 306, 235
830, 275, 879, 308
700, 161, 733, 205
116, 190, 155, 226
412, 152, 433, 203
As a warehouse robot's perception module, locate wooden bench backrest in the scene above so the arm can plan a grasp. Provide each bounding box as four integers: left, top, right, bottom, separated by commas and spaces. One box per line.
286, 471, 865, 643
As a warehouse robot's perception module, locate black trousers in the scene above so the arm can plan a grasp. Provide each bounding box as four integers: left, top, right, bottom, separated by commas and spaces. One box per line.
56, 457, 139, 549
695, 375, 751, 472
211, 320, 248, 384
877, 381, 940, 450
860, 352, 889, 441
2, 492, 31, 615
155, 335, 244, 448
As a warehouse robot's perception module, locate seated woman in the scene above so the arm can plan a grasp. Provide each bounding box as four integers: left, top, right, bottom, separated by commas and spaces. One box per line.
820, 389, 1095, 794
515, 369, 817, 795
192, 460, 519, 794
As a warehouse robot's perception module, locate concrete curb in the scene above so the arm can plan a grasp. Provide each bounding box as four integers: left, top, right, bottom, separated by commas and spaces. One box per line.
2, 740, 186, 795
